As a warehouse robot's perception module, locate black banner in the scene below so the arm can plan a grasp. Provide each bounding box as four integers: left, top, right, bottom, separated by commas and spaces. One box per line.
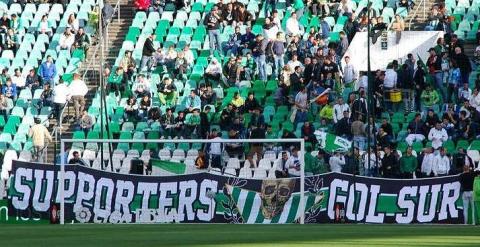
6, 161, 464, 224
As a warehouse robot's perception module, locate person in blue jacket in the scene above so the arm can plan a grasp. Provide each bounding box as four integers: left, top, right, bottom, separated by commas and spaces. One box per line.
2, 78, 17, 101
38, 55, 57, 87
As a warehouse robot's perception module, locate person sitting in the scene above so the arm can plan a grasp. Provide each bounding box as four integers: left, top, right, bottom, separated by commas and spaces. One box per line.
25, 69, 41, 93
2, 78, 16, 101
37, 84, 53, 109
124, 96, 138, 121
3, 28, 18, 53
138, 95, 151, 120
132, 74, 151, 98
184, 90, 201, 113
223, 26, 242, 56
244, 92, 259, 113
58, 27, 75, 52
174, 51, 189, 80
205, 58, 223, 85
185, 109, 201, 137
199, 83, 217, 107
68, 151, 88, 166
74, 27, 91, 54
37, 14, 52, 37
230, 92, 245, 111
158, 77, 177, 107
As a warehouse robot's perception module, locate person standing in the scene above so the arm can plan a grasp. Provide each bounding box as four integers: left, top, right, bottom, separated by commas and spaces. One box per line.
428, 121, 448, 151
399, 146, 417, 179
381, 146, 399, 178
329, 151, 346, 173
53, 80, 70, 128
204, 6, 222, 56
38, 55, 57, 87
459, 165, 479, 225
426, 47, 446, 101
420, 147, 435, 177
433, 147, 450, 177
29, 118, 53, 162
68, 73, 88, 122
252, 34, 269, 82
141, 34, 156, 72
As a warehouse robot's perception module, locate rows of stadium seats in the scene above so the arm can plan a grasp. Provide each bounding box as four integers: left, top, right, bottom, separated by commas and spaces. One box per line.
0, 1, 94, 179
446, 0, 480, 40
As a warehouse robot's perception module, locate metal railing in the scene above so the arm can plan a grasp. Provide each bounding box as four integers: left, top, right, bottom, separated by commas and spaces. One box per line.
407, 0, 427, 31
82, 0, 122, 82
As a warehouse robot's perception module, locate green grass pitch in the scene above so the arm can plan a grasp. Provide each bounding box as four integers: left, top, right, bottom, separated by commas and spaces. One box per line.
1, 224, 480, 246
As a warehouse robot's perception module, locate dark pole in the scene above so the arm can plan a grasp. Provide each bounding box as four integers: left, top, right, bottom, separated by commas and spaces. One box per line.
366, 0, 372, 181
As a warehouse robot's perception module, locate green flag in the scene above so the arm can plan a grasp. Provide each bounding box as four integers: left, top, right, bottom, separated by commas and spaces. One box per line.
151, 159, 186, 175
314, 131, 352, 153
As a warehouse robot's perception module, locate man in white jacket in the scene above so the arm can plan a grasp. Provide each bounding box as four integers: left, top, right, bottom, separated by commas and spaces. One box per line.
433, 148, 450, 176
285, 148, 301, 177
333, 97, 350, 124
427, 122, 448, 150
329, 151, 346, 173
421, 148, 435, 177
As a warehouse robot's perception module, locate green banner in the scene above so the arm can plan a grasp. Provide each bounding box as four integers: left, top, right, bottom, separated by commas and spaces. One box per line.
151, 159, 186, 175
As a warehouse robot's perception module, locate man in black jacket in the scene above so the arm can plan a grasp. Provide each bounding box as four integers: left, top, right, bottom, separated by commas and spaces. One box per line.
204, 7, 222, 56
381, 145, 399, 178
141, 34, 156, 72
452, 46, 472, 86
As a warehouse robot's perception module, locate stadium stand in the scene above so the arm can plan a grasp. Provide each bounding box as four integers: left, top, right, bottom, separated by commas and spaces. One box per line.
2, 0, 480, 191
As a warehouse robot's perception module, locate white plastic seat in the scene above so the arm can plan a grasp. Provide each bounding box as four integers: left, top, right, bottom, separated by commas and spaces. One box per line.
18, 151, 32, 162
268, 168, 277, 178
239, 167, 252, 178
186, 149, 199, 158
158, 148, 171, 160
172, 149, 186, 161
209, 168, 222, 175
184, 158, 195, 167
258, 159, 272, 170
223, 168, 237, 177
226, 157, 240, 169
252, 169, 267, 179
263, 150, 277, 162
82, 150, 97, 161
127, 150, 140, 158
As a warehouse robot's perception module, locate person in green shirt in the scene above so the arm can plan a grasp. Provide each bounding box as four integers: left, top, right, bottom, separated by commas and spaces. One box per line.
108, 67, 124, 97
420, 85, 440, 112
185, 109, 201, 137
319, 101, 334, 124
309, 150, 329, 175
399, 146, 418, 179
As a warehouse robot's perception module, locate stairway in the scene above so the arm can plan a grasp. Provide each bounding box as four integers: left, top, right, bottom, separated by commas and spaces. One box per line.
45, 0, 136, 163
405, 0, 441, 31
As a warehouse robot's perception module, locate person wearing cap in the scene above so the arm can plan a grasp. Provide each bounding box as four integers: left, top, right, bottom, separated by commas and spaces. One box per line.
29, 118, 52, 163
428, 121, 448, 150
433, 147, 450, 177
